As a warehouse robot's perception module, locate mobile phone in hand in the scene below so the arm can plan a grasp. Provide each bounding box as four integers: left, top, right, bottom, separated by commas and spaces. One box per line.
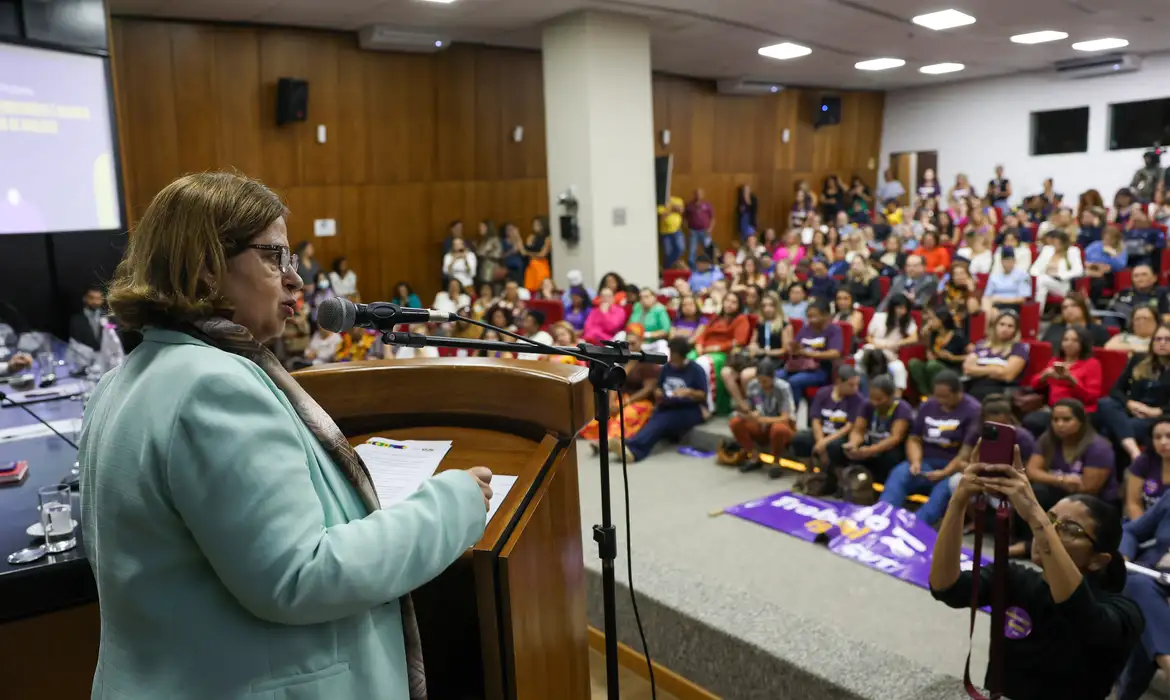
978, 421, 1016, 477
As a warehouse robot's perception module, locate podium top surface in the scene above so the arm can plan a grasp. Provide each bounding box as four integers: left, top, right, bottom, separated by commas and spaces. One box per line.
295, 358, 594, 440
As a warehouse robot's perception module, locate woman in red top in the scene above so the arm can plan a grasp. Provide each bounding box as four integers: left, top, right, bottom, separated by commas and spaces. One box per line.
692, 293, 753, 415
1023, 325, 1103, 436
918, 231, 951, 276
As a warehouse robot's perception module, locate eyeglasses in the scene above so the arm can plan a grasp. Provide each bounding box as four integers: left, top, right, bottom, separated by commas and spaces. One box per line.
1153, 337, 1170, 344
1048, 512, 1097, 548
245, 244, 298, 274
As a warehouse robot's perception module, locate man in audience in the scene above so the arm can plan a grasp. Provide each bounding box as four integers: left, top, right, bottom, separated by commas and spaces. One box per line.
987, 165, 1012, 214
1131, 150, 1164, 204
879, 255, 937, 310
561, 269, 595, 311
611, 337, 707, 463
685, 188, 714, 269
689, 255, 724, 294
68, 285, 106, 351
981, 246, 1031, 322
1109, 264, 1170, 326
805, 258, 837, 303
1124, 209, 1166, 272
727, 359, 795, 475
792, 365, 864, 467
875, 169, 905, 207
516, 310, 552, 361
658, 194, 686, 269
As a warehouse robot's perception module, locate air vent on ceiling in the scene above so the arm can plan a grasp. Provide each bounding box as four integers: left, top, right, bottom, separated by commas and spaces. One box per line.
717, 79, 784, 96
1054, 52, 1141, 79
358, 26, 450, 53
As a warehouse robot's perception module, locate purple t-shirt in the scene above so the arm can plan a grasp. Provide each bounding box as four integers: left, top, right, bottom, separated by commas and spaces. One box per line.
964, 422, 1037, 464
1129, 453, 1169, 512
1049, 435, 1117, 501
810, 385, 865, 433
862, 399, 914, 442
913, 394, 982, 462
796, 322, 844, 373
971, 341, 1029, 370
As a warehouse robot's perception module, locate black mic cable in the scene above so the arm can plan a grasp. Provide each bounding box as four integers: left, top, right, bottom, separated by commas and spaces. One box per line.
0, 389, 79, 450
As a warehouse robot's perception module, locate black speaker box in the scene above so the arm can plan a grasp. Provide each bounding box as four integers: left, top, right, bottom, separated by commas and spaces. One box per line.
816, 95, 841, 127
276, 78, 308, 126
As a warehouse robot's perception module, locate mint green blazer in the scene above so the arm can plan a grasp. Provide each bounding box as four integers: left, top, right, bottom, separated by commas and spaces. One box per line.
78, 328, 487, 699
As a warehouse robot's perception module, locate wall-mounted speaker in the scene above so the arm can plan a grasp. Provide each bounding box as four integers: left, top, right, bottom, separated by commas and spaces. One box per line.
276, 78, 308, 126
816, 95, 841, 128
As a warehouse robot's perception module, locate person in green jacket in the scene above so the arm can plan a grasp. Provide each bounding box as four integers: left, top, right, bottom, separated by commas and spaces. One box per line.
628, 287, 672, 354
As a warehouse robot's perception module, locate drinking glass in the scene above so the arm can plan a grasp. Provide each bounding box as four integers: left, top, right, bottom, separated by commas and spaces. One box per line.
38, 485, 76, 553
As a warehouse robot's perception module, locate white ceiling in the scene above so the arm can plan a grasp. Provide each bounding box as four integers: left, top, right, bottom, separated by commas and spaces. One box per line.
107, 0, 1170, 89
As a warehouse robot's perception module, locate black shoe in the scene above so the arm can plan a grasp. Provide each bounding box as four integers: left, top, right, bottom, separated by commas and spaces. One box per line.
738, 459, 762, 473
767, 466, 784, 479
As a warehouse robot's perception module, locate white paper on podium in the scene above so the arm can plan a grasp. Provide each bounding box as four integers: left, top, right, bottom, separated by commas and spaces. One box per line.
355, 439, 452, 508
486, 475, 518, 523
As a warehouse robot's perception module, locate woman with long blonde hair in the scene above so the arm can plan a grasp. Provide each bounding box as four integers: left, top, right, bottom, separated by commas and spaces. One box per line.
1098, 324, 1170, 462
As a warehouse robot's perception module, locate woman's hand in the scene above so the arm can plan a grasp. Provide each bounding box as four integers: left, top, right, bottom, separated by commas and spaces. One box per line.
466, 466, 494, 511
978, 448, 1046, 527
6, 352, 32, 372
952, 459, 987, 503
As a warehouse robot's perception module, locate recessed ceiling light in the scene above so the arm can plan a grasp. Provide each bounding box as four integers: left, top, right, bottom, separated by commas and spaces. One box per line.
911, 9, 976, 31
419, 0, 458, 3
1010, 30, 1069, 44
1072, 38, 1129, 52
855, 58, 906, 71
919, 62, 965, 74
757, 42, 812, 60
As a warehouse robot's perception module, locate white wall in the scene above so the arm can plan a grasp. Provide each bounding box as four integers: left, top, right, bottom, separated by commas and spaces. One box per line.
880, 53, 1170, 203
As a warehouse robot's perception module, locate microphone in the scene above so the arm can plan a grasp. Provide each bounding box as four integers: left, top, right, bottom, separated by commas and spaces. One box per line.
317, 297, 453, 333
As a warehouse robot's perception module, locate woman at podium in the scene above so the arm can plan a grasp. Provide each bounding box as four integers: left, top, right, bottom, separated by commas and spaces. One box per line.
77, 172, 493, 700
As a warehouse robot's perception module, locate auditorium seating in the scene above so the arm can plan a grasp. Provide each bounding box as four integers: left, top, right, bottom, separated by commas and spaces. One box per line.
527, 298, 564, 328
662, 269, 690, 288
1093, 347, 1128, 392
1019, 340, 1053, 387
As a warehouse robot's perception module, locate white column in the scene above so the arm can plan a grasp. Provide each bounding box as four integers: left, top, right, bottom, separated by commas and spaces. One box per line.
542, 11, 658, 292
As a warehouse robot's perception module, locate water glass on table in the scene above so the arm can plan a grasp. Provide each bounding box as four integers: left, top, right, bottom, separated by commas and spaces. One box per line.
38, 485, 77, 553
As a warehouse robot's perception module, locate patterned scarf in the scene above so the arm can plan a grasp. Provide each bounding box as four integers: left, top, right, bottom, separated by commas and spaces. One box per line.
191, 317, 428, 700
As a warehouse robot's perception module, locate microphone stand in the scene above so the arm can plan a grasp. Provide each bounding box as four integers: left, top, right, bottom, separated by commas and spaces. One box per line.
380, 325, 667, 700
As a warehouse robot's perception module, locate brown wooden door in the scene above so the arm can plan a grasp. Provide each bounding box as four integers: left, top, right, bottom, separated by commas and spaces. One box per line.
890, 153, 913, 205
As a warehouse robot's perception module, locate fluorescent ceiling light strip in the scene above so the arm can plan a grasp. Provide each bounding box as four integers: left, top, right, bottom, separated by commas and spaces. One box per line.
855, 58, 906, 71
1010, 30, 1068, 44
911, 9, 975, 31
757, 42, 812, 60
920, 62, 965, 74
1072, 38, 1129, 52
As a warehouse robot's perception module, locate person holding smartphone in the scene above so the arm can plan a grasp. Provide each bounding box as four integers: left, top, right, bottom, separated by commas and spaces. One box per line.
1022, 325, 1102, 437
930, 446, 1141, 700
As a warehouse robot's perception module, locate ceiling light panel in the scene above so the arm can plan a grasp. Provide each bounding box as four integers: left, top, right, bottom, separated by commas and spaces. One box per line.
757, 43, 812, 60
1010, 30, 1068, 45
912, 9, 976, 31
855, 58, 906, 71
1072, 38, 1129, 52
920, 62, 965, 74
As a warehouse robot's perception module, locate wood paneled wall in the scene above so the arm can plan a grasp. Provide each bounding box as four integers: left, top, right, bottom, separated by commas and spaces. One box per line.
653, 75, 885, 252
111, 18, 884, 301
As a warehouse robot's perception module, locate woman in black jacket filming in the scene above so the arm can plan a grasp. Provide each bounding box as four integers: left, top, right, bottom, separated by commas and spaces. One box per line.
1096, 323, 1170, 461
929, 444, 1142, 700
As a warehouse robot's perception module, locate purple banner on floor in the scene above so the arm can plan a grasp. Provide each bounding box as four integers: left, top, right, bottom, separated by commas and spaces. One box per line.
725, 491, 989, 591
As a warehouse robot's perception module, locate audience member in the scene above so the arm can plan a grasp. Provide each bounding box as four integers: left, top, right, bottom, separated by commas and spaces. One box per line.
778, 299, 843, 406
876, 169, 905, 206
918, 167, 941, 208
432, 278, 470, 319
688, 256, 723, 295
476, 328, 513, 359
792, 365, 863, 466
879, 254, 938, 310
1084, 225, 1127, 304
582, 325, 660, 446
727, 359, 796, 474
1107, 306, 1159, 355
501, 223, 528, 284
391, 281, 421, 308
582, 288, 626, 344
534, 277, 559, 302
612, 337, 707, 463
1078, 206, 1106, 246
731, 257, 768, 292
1097, 325, 1170, 460
441, 220, 469, 254
448, 309, 484, 343
1023, 326, 1103, 436
476, 220, 504, 285
563, 286, 592, 331
69, 285, 106, 351
658, 193, 686, 269
956, 230, 992, 275
832, 374, 912, 482
1031, 229, 1084, 313
514, 310, 552, 361
987, 165, 1012, 213
293, 241, 321, 284
597, 272, 627, 306
908, 306, 968, 396
773, 229, 806, 267
692, 293, 752, 414
685, 188, 715, 266
940, 262, 980, 316
963, 311, 1028, 401
1109, 264, 1170, 327
736, 184, 758, 238
782, 284, 809, 322
388, 324, 439, 359
948, 396, 1036, 496
485, 305, 514, 333
737, 232, 769, 265
880, 370, 979, 525
856, 292, 917, 392
472, 282, 496, 320
668, 296, 700, 340
1123, 209, 1165, 272
1041, 293, 1110, 348
771, 259, 800, 299
499, 279, 531, 312
820, 175, 843, 222
1122, 417, 1170, 522
918, 231, 951, 276
722, 292, 790, 412
805, 258, 838, 302
741, 284, 762, 315
845, 255, 881, 307
327, 256, 358, 299
792, 180, 818, 226
628, 287, 671, 350
443, 238, 478, 289
981, 246, 1031, 322
300, 326, 342, 366
991, 229, 1032, 275
832, 288, 865, 344
522, 216, 551, 292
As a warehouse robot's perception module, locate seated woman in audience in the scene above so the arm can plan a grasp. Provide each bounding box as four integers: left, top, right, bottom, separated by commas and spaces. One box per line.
563, 286, 592, 332
329, 256, 358, 299
771, 259, 800, 300
956, 230, 993, 276
1041, 292, 1111, 348
991, 229, 1032, 274
731, 257, 768, 292
1107, 306, 1159, 355
918, 231, 951, 276
337, 327, 379, 362
946, 395, 1037, 494
772, 229, 806, 267
941, 261, 981, 316
498, 279, 529, 310
391, 281, 421, 308
832, 288, 865, 345
671, 296, 703, 340
963, 311, 1029, 401
728, 359, 796, 474
933, 464, 1139, 700
628, 287, 671, 352
855, 292, 917, 393
792, 365, 864, 467
1097, 325, 1170, 461
909, 306, 969, 397
448, 307, 484, 346
880, 370, 981, 525
875, 235, 906, 275
804, 258, 838, 303
1031, 229, 1084, 314
597, 272, 627, 306
522, 216, 551, 292
534, 277, 559, 302
807, 230, 834, 263
723, 291, 790, 413
294, 240, 322, 285
302, 326, 342, 366
1084, 224, 1128, 305
485, 305, 515, 334
777, 299, 843, 408
514, 310, 552, 361
443, 238, 478, 290
581, 324, 660, 448
841, 229, 870, 266
501, 223, 528, 284
582, 287, 627, 344
781, 283, 809, 322
475, 329, 514, 360
1122, 417, 1170, 522
1124, 209, 1165, 272
611, 337, 707, 463
737, 232, 769, 265
433, 278, 471, 318
845, 255, 881, 308
475, 220, 504, 286
741, 285, 762, 316
691, 293, 753, 415
1023, 326, 1103, 437
830, 374, 913, 483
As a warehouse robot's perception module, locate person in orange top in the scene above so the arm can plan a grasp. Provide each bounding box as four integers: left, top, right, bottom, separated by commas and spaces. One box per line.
691, 293, 753, 415
918, 230, 951, 276
1023, 325, 1104, 437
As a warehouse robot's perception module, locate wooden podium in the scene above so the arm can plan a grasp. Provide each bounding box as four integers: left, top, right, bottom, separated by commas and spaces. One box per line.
295, 358, 594, 700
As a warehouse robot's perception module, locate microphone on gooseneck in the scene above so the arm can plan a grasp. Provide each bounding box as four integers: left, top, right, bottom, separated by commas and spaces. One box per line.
317, 297, 454, 334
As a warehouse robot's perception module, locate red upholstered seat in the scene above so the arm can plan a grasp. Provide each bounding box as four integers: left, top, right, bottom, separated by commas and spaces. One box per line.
1020, 303, 1040, 340
969, 312, 986, 344
526, 299, 564, 329
1019, 340, 1052, 387
1093, 348, 1128, 393
859, 306, 875, 333
662, 269, 690, 288
879, 276, 891, 298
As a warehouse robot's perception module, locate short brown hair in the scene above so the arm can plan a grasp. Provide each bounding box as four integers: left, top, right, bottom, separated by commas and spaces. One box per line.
107, 172, 288, 330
